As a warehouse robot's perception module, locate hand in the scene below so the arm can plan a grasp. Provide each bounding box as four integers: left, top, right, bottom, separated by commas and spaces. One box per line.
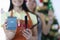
48, 10, 54, 24
2, 23, 16, 40
22, 28, 32, 40
48, 10, 54, 19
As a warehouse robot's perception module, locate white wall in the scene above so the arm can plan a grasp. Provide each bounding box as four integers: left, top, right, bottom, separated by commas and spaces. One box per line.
0, 28, 6, 40
0, 0, 10, 12
52, 0, 60, 25
0, 0, 10, 40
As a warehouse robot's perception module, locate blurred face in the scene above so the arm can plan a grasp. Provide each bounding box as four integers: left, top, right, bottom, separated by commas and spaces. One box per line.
26, 0, 36, 12
12, 0, 24, 7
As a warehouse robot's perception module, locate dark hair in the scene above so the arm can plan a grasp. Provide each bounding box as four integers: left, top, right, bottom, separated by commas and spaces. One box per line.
9, 0, 29, 12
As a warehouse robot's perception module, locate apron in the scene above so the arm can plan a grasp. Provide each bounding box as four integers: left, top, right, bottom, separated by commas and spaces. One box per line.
10, 10, 33, 40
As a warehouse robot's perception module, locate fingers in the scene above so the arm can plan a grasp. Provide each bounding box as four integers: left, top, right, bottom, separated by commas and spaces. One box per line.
2, 23, 7, 31
48, 15, 54, 24
2, 24, 16, 40
48, 12, 54, 20
2, 22, 16, 33
2, 19, 7, 29
22, 31, 29, 39
22, 29, 32, 40
26, 29, 32, 34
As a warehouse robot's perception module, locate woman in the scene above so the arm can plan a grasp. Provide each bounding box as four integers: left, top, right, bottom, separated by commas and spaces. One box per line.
42, 10, 59, 40
26, 0, 36, 13
26, 0, 55, 40
26, 0, 54, 34
1, 0, 38, 40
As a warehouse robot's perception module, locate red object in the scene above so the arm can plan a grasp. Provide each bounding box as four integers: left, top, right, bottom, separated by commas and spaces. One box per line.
40, 0, 43, 2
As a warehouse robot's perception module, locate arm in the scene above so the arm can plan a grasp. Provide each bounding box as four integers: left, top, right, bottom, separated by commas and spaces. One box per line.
22, 25, 38, 40
39, 13, 52, 35
2, 24, 16, 40
31, 25, 38, 40
1, 13, 16, 40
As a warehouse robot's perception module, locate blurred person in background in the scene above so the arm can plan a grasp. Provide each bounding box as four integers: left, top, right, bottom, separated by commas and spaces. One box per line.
26, 0, 55, 40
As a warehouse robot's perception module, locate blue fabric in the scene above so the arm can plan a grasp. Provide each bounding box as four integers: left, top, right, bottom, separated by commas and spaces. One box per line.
37, 17, 42, 40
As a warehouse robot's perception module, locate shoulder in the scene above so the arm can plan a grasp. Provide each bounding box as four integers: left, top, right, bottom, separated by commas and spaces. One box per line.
28, 12, 37, 17
1, 11, 10, 20
1, 11, 10, 21
1, 12, 10, 25
28, 12, 38, 25
1, 11, 10, 16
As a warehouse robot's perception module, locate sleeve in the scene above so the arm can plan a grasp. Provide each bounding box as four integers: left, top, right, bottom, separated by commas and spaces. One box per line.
32, 15, 37, 25
37, 17, 42, 40
29, 13, 38, 25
